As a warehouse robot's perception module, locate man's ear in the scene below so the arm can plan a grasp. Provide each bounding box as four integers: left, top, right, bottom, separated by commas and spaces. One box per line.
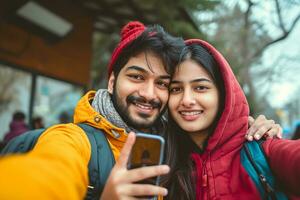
107, 73, 115, 94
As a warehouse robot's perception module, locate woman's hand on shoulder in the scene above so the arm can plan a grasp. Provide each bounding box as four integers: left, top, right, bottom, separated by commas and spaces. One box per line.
246, 115, 282, 141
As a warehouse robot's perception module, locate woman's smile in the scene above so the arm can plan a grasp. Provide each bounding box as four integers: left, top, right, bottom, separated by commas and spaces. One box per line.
179, 110, 204, 121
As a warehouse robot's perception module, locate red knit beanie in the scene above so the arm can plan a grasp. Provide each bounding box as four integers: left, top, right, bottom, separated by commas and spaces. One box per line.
107, 21, 146, 77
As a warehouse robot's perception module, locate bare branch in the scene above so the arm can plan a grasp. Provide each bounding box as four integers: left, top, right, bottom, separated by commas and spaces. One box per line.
244, 0, 254, 29
274, 0, 287, 33
254, 53, 300, 92
252, 12, 300, 59
241, 0, 254, 61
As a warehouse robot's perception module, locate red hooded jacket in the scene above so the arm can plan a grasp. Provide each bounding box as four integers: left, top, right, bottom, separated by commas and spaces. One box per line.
185, 39, 300, 200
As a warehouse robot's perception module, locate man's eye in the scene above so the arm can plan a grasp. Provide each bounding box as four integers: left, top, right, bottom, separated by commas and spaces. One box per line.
157, 81, 169, 89
128, 74, 144, 80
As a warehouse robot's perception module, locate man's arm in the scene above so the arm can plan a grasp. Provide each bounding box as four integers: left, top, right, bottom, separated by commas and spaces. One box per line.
246, 115, 282, 141
262, 139, 300, 196
0, 124, 91, 200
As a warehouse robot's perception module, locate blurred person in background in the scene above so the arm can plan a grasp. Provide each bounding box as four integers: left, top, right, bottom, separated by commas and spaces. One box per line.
3, 111, 29, 144
31, 116, 45, 129
58, 111, 72, 124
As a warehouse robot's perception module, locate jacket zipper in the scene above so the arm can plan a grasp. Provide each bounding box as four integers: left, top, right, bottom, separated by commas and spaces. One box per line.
201, 153, 211, 200
202, 166, 208, 187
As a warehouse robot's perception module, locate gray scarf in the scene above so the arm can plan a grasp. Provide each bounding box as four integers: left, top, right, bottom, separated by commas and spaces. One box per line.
91, 89, 166, 135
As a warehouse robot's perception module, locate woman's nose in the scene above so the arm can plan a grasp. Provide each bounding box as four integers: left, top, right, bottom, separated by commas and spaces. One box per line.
181, 89, 196, 107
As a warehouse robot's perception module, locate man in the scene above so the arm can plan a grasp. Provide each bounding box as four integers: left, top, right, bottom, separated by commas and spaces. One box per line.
0, 21, 281, 200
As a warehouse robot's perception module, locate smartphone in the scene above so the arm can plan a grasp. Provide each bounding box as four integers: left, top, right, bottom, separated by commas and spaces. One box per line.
127, 133, 165, 186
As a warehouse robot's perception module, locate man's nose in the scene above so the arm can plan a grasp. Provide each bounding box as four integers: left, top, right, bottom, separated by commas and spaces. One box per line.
139, 82, 157, 101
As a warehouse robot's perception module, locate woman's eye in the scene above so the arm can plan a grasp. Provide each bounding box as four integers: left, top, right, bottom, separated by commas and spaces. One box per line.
157, 81, 169, 89
195, 86, 208, 91
170, 87, 181, 93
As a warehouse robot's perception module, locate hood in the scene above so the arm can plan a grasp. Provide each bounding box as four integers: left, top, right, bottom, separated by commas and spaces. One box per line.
185, 39, 249, 155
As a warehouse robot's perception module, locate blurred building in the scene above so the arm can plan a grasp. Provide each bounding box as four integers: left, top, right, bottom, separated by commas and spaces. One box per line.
0, 0, 93, 139
0, 0, 198, 139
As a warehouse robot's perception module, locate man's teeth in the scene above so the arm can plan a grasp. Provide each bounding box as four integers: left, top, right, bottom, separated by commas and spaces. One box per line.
134, 102, 153, 110
180, 111, 203, 116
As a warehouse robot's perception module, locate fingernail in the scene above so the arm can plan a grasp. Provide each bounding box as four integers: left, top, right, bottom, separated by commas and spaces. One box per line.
163, 189, 168, 196
162, 165, 170, 173
254, 134, 260, 140
248, 135, 253, 141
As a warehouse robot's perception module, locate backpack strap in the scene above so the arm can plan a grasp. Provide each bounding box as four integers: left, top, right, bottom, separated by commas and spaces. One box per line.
77, 123, 115, 200
1, 129, 45, 154
241, 140, 288, 200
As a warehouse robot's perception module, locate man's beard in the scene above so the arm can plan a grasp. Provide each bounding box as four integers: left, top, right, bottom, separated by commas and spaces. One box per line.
111, 85, 165, 131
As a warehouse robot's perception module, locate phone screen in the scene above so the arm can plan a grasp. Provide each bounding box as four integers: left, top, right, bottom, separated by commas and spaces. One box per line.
128, 133, 165, 185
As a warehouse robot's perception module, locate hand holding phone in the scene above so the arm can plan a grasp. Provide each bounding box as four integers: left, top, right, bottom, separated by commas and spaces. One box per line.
127, 133, 165, 186
100, 132, 169, 200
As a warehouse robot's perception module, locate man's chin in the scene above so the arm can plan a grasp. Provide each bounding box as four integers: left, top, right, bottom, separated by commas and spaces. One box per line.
126, 106, 162, 130
128, 117, 157, 131
130, 107, 158, 120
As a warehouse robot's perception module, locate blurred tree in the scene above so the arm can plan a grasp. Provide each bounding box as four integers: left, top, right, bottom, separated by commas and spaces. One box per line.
196, 0, 300, 115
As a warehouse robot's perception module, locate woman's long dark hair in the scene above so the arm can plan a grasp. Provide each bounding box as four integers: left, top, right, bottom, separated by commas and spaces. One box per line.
161, 43, 225, 199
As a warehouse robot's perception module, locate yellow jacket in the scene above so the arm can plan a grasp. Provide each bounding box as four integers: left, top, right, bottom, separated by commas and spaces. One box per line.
0, 91, 128, 200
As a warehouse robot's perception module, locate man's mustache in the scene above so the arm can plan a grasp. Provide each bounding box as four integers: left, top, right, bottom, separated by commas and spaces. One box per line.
127, 95, 162, 109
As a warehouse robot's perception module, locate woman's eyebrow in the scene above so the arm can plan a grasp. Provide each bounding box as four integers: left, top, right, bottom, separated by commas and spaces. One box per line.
170, 78, 212, 84
190, 78, 212, 83
170, 80, 181, 84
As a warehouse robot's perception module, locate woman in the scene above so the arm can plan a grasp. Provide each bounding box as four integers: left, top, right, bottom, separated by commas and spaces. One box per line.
100, 37, 286, 199
163, 39, 300, 199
